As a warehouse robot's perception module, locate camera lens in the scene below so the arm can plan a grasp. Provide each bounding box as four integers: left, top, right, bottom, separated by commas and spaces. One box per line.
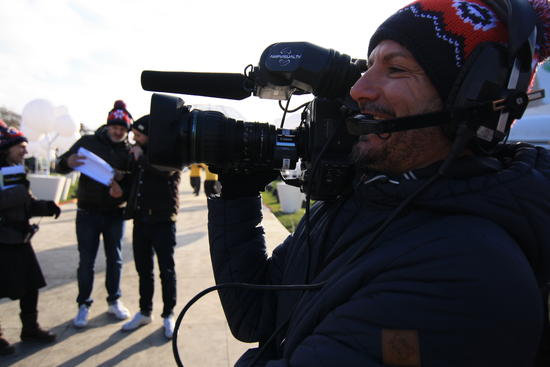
148, 94, 297, 171
188, 110, 278, 169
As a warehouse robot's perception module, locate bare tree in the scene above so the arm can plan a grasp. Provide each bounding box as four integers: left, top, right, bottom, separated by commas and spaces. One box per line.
0, 106, 21, 128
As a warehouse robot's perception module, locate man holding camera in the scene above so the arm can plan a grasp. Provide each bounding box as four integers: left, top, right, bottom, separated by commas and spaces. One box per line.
119, 115, 180, 339
207, 0, 550, 365
56, 100, 133, 328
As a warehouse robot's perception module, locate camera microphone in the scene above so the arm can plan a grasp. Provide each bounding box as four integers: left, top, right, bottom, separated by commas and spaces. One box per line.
141, 71, 253, 100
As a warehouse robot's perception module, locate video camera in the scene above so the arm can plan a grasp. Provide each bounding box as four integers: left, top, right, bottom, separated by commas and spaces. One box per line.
141, 42, 366, 200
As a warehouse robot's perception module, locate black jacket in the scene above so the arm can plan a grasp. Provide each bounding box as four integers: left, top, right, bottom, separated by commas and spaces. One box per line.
56, 125, 131, 212
0, 164, 59, 299
124, 147, 180, 222
208, 144, 550, 366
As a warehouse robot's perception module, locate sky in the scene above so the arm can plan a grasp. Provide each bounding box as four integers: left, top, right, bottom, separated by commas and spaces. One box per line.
0, 0, 413, 131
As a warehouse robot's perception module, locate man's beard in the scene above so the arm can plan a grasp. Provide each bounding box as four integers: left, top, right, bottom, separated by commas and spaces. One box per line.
109, 135, 125, 143
351, 126, 447, 175
351, 99, 445, 175
351, 135, 390, 174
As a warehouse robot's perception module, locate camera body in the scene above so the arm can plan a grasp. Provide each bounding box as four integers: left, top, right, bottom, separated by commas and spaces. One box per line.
146, 42, 364, 200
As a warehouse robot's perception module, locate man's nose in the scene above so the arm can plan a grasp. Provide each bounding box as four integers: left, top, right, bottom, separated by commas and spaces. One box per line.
350, 72, 379, 103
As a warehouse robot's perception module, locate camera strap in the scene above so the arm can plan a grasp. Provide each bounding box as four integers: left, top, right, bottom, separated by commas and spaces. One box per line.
345, 89, 544, 136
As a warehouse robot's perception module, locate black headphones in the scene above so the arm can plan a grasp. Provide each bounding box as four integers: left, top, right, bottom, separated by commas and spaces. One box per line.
444, 0, 540, 149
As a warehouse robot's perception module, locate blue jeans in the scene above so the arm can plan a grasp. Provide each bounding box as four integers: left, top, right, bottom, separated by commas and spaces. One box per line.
132, 220, 176, 318
75, 209, 125, 307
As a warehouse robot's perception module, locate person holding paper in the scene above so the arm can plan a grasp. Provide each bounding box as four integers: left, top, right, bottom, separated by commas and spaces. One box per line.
0, 122, 60, 355
119, 115, 181, 339
56, 100, 133, 328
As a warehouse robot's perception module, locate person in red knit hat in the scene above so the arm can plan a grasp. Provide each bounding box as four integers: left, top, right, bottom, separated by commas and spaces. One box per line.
0, 121, 60, 355
56, 100, 133, 328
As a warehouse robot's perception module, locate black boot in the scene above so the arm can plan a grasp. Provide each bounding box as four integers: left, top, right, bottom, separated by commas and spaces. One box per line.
0, 325, 15, 355
20, 313, 56, 343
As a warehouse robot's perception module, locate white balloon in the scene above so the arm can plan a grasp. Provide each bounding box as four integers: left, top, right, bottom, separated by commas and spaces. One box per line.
53, 132, 80, 153
21, 99, 55, 134
54, 105, 69, 119
19, 123, 43, 142
55, 114, 78, 137
26, 141, 47, 158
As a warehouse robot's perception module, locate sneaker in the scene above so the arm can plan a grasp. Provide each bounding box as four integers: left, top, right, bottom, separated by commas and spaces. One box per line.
107, 301, 130, 320
163, 316, 175, 339
121, 312, 152, 331
73, 305, 89, 328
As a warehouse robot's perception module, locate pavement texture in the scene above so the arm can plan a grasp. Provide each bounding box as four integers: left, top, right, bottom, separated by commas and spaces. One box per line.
0, 170, 289, 367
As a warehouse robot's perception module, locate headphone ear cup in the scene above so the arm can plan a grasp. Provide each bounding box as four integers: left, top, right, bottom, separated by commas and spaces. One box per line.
442, 42, 510, 143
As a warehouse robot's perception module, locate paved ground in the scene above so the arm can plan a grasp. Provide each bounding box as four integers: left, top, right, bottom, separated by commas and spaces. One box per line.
0, 171, 289, 367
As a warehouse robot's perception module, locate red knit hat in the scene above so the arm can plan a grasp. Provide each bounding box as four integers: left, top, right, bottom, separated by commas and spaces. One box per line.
368, 0, 550, 103
107, 100, 133, 130
0, 120, 28, 151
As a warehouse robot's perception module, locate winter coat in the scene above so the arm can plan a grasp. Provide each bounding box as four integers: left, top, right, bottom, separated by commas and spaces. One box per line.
207, 144, 550, 367
56, 125, 131, 212
0, 174, 58, 299
123, 147, 181, 222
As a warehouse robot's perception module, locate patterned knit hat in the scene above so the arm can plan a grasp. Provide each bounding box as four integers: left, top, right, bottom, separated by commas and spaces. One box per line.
107, 100, 133, 130
0, 119, 27, 151
368, 0, 550, 103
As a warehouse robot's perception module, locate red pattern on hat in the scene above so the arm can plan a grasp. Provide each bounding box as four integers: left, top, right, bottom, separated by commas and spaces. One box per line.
107, 109, 132, 129
528, 0, 550, 61
0, 123, 27, 150
417, 0, 508, 61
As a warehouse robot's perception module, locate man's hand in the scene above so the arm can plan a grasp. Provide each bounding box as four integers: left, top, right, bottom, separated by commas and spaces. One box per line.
109, 180, 123, 198
219, 169, 280, 199
67, 154, 86, 169
130, 145, 144, 161
47, 201, 61, 219
113, 169, 125, 181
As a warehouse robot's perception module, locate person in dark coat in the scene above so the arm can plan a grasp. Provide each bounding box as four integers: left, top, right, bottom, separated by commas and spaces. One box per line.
0, 121, 60, 355
206, 0, 550, 366
119, 115, 181, 339
56, 100, 133, 328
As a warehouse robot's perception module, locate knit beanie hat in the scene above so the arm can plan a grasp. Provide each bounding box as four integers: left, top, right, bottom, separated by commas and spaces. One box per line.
107, 100, 133, 130
368, 0, 550, 103
0, 119, 28, 151
132, 115, 149, 136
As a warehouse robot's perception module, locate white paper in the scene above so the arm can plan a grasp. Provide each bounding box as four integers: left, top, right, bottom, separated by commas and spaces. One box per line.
0, 165, 26, 189
75, 147, 115, 186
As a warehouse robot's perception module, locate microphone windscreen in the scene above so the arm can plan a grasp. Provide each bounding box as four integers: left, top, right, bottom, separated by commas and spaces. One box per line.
141, 71, 252, 100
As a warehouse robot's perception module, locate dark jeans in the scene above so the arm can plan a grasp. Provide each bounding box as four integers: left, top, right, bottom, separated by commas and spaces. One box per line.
133, 220, 177, 318
75, 209, 125, 307
190, 177, 201, 196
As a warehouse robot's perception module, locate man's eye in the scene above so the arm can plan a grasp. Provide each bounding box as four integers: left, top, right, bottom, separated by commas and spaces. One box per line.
389, 67, 405, 73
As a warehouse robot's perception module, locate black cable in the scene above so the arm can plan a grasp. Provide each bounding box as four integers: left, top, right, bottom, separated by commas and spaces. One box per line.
172, 282, 325, 367
279, 100, 311, 114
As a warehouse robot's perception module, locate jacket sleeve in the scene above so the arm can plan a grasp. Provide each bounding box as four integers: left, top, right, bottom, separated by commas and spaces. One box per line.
29, 198, 56, 217
208, 196, 291, 342
0, 185, 29, 210
55, 139, 82, 174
